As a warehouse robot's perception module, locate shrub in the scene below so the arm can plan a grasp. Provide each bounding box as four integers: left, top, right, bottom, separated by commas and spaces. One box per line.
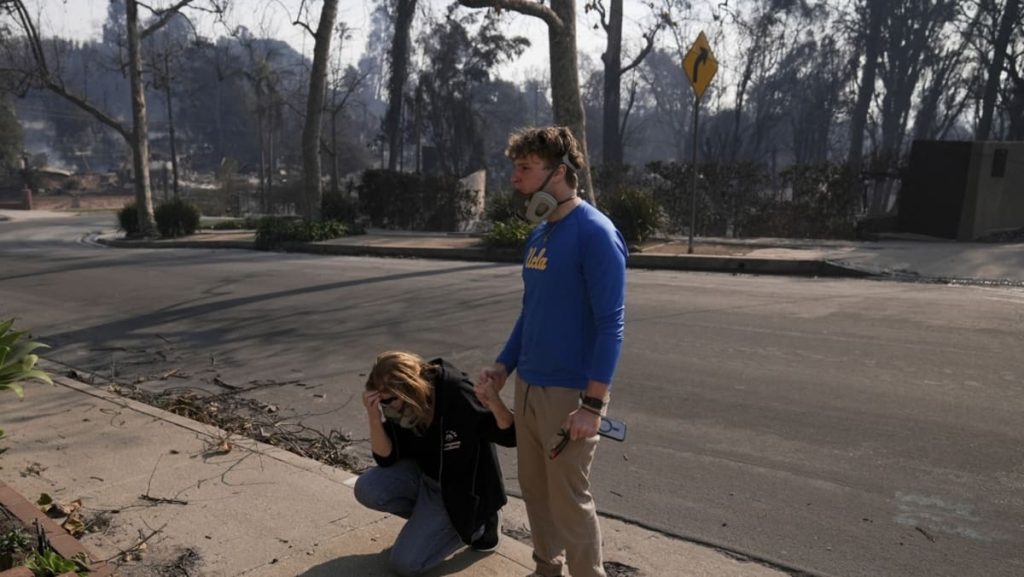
646, 161, 766, 237
601, 187, 664, 244
24, 549, 86, 576
154, 197, 201, 238
0, 526, 29, 567
774, 163, 858, 239
254, 217, 349, 250
485, 192, 525, 223
358, 169, 473, 231
0, 318, 53, 400
209, 217, 259, 230
484, 219, 533, 249
322, 190, 361, 223
117, 203, 140, 237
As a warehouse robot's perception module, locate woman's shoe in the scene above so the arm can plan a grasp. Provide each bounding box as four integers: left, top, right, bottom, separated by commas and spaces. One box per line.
470, 510, 501, 552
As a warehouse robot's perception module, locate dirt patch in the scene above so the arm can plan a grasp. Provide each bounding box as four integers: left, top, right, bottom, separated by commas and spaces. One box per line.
33, 194, 133, 212
636, 240, 753, 256
67, 364, 365, 473
604, 560, 644, 576
116, 547, 204, 577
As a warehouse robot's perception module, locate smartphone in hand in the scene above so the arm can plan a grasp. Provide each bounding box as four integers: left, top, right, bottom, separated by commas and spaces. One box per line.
599, 416, 627, 442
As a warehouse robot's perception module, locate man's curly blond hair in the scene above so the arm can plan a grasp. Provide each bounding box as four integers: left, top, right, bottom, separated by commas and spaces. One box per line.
505, 126, 586, 189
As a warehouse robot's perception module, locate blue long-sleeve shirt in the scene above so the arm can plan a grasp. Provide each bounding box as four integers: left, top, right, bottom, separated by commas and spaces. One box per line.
497, 201, 627, 389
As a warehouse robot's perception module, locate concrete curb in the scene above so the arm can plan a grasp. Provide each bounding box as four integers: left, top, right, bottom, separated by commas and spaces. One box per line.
628, 253, 873, 277
98, 237, 255, 251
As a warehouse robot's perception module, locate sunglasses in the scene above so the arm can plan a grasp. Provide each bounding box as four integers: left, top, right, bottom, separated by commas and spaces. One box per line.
378, 394, 400, 406
548, 428, 570, 460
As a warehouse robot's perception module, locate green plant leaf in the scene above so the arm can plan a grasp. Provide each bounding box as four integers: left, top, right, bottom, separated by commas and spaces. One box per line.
0, 329, 26, 350
4, 341, 48, 367
0, 383, 24, 399
20, 369, 53, 385
24, 548, 83, 576
0, 320, 51, 396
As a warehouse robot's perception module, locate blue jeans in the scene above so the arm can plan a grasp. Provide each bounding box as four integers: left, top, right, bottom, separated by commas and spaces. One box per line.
354, 460, 466, 576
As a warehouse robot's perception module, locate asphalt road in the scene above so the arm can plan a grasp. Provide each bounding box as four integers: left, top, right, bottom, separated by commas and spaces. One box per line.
2, 213, 1022, 577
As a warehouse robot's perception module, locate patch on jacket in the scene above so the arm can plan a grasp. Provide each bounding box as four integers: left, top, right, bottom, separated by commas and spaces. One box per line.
443, 430, 461, 451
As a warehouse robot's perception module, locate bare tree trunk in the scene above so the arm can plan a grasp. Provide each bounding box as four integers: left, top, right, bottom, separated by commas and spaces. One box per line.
414, 82, 423, 173
301, 0, 339, 221
163, 80, 179, 198
258, 108, 266, 211
977, 0, 1020, 140
601, 0, 624, 172
384, 0, 417, 171
847, 0, 886, 172
596, 0, 657, 195
549, 0, 595, 203
268, 112, 276, 210
126, 0, 156, 235
459, 0, 595, 204
1008, 63, 1024, 139
331, 110, 340, 195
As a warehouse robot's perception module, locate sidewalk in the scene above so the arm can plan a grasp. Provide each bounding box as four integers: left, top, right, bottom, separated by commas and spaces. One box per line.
95, 227, 1024, 285
1, 368, 788, 577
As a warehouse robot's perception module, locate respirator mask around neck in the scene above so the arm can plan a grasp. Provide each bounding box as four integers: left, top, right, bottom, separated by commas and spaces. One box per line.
525, 153, 578, 224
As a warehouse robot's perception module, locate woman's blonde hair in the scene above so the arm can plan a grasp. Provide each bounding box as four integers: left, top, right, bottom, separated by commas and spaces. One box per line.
365, 351, 437, 428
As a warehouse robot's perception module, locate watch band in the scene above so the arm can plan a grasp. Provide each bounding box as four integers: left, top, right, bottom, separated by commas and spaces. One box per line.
581, 395, 605, 411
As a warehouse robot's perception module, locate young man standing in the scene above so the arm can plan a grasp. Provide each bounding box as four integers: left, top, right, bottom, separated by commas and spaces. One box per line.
478, 126, 627, 577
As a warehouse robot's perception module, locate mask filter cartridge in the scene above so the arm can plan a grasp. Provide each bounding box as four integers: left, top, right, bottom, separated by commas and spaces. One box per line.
525, 191, 558, 223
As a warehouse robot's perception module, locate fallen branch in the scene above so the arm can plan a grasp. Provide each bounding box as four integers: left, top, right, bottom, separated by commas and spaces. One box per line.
139, 494, 188, 506
102, 523, 168, 563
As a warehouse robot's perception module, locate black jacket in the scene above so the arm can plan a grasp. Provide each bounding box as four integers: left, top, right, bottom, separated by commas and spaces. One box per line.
373, 358, 516, 543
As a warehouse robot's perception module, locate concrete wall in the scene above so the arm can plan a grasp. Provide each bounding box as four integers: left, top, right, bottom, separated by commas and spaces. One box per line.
458, 169, 486, 233
0, 187, 32, 210
959, 142, 1024, 240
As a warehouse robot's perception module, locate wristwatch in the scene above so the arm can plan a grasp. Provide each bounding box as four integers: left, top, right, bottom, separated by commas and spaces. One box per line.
581, 396, 605, 411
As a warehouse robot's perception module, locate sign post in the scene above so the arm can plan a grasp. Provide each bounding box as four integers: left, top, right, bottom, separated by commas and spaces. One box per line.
682, 31, 718, 254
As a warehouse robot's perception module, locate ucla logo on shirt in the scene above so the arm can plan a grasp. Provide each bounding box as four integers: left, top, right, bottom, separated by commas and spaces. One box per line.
443, 430, 461, 451
525, 247, 548, 270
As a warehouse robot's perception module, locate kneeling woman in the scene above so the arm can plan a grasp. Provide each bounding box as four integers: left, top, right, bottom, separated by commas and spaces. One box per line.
355, 351, 515, 576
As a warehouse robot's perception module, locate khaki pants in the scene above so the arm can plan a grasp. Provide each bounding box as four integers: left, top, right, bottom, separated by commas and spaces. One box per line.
515, 376, 605, 577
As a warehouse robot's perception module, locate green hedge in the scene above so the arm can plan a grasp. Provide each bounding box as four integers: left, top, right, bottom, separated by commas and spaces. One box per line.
646, 161, 858, 239
485, 192, 525, 223
484, 219, 533, 249
117, 203, 140, 237
254, 217, 349, 250
154, 197, 201, 238
600, 187, 664, 244
357, 169, 473, 231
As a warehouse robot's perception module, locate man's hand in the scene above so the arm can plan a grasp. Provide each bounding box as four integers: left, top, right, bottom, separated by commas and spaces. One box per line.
565, 407, 601, 440
475, 378, 514, 430
478, 363, 509, 392
474, 379, 500, 410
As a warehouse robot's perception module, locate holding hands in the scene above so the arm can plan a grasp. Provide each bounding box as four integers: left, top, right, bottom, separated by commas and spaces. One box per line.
474, 370, 513, 430
478, 364, 508, 391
